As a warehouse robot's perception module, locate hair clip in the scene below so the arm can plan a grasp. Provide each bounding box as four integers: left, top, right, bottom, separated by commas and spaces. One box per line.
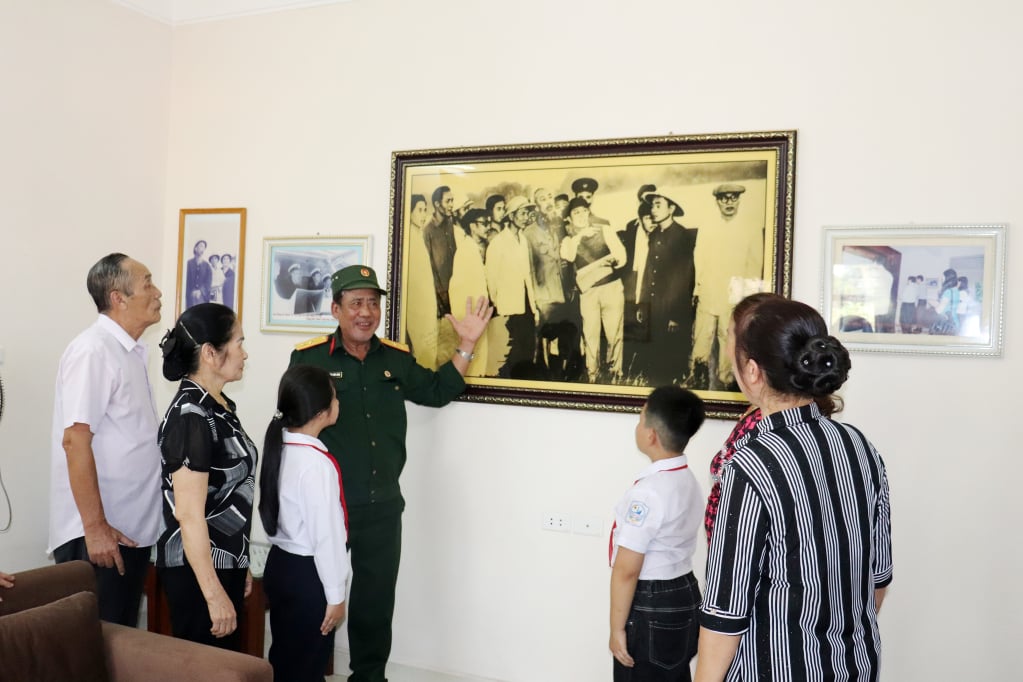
178, 322, 199, 346
159, 329, 177, 356
273, 410, 284, 420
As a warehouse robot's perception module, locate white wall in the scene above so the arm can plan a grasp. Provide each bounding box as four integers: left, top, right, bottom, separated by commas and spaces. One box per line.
2, 1, 1020, 680
0, 0, 171, 567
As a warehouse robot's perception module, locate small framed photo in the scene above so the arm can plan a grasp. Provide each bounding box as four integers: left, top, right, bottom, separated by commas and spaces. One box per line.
175, 208, 247, 320
822, 224, 1006, 356
387, 131, 796, 417
260, 236, 372, 334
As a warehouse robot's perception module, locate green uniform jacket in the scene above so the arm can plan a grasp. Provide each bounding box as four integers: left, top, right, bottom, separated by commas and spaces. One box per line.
289, 329, 466, 508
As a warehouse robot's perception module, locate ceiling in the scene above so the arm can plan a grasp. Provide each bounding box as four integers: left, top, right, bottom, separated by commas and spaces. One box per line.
111, 0, 353, 25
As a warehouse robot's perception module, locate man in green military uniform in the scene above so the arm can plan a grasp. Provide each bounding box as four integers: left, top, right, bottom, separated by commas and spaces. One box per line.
290, 264, 492, 682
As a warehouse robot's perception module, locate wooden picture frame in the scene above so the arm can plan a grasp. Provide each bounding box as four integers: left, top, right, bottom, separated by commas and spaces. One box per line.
387, 131, 796, 417
175, 208, 246, 321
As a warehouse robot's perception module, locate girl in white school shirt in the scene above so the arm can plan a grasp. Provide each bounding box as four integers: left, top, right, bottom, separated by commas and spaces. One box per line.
259, 364, 350, 682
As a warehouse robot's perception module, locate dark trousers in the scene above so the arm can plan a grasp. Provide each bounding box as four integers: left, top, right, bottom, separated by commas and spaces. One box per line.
264, 546, 336, 682
347, 500, 403, 682
645, 320, 693, 386
614, 572, 701, 682
158, 564, 247, 650
899, 302, 917, 332
537, 302, 583, 381
500, 311, 538, 379
52, 537, 151, 627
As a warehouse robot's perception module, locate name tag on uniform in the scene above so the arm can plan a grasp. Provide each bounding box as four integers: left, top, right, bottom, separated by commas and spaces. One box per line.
329, 371, 343, 379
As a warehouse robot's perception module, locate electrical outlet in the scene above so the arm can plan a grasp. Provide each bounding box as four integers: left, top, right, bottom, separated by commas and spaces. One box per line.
541, 512, 570, 532
573, 516, 603, 536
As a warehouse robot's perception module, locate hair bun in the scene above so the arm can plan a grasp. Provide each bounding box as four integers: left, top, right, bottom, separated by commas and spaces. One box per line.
159, 329, 178, 358
160, 325, 196, 381
791, 335, 851, 396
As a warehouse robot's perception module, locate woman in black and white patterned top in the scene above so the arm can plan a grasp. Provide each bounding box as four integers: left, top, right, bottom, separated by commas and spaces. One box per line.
696, 294, 893, 682
156, 302, 258, 650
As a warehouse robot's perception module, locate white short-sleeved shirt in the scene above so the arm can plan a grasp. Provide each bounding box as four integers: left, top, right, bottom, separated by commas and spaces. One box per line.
611, 454, 703, 580
48, 314, 162, 552
267, 431, 350, 605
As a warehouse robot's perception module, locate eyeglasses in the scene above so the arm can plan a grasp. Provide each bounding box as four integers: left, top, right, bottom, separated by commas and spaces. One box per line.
717, 193, 741, 203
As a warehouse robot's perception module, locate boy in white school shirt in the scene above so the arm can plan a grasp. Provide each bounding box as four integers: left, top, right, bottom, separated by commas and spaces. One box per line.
609, 386, 705, 682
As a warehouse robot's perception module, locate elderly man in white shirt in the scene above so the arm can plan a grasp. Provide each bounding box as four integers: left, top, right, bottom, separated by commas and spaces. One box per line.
48, 252, 163, 626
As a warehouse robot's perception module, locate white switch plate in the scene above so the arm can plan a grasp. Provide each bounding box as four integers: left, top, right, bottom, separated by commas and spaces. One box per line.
573, 516, 603, 536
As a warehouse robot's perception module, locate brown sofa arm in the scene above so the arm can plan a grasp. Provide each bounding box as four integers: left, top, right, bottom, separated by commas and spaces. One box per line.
0, 561, 95, 616
102, 622, 273, 682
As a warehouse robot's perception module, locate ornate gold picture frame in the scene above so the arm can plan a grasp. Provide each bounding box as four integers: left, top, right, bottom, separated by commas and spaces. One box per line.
387, 131, 796, 417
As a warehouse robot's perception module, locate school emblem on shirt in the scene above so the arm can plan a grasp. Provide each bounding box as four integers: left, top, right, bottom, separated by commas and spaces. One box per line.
626, 501, 648, 526
329, 371, 343, 379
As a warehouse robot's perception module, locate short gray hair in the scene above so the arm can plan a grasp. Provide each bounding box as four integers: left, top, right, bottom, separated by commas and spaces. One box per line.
87, 253, 133, 313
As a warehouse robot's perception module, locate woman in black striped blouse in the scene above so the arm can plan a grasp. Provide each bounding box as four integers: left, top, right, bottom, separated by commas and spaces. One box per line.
695, 294, 893, 682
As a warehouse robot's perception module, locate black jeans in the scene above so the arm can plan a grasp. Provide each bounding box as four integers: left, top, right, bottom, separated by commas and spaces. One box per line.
614, 572, 701, 682
52, 537, 151, 627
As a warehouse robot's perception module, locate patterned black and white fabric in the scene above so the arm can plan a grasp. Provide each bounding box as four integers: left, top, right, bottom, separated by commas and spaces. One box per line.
156, 379, 258, 570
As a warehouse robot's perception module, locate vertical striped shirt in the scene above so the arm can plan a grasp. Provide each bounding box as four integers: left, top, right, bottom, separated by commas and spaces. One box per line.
700, 403, 893, 681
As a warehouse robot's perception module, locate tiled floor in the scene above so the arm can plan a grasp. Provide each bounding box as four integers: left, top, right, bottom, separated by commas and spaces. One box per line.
267, 631, 494, 681
324, 661, 493, 681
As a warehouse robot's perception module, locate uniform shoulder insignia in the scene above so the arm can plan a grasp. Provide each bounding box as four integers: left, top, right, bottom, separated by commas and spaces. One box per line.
626, 501, 649, 527
294, 335, 330, 351
380, 338, 410, 353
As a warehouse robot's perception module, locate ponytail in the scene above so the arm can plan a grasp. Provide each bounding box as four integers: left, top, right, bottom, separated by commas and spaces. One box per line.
258, 365, 335, 537
258, 412, 286, 536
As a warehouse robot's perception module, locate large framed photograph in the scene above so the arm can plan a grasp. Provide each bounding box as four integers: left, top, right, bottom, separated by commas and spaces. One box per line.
176, 208, 246, 320
260, 236, 372, 334
822, 224, 1006, 356
386, 131, 796, 417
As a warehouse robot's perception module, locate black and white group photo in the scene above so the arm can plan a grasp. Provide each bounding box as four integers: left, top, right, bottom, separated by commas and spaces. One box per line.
392, 151, 784, 396
270, 252, 334, 316
260, 237, 370, 333
176, 208, 246, 317
184, 239, 240, 311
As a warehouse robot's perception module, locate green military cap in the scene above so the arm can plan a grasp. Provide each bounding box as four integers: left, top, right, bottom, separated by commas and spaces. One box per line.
330, 264, 387, 297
